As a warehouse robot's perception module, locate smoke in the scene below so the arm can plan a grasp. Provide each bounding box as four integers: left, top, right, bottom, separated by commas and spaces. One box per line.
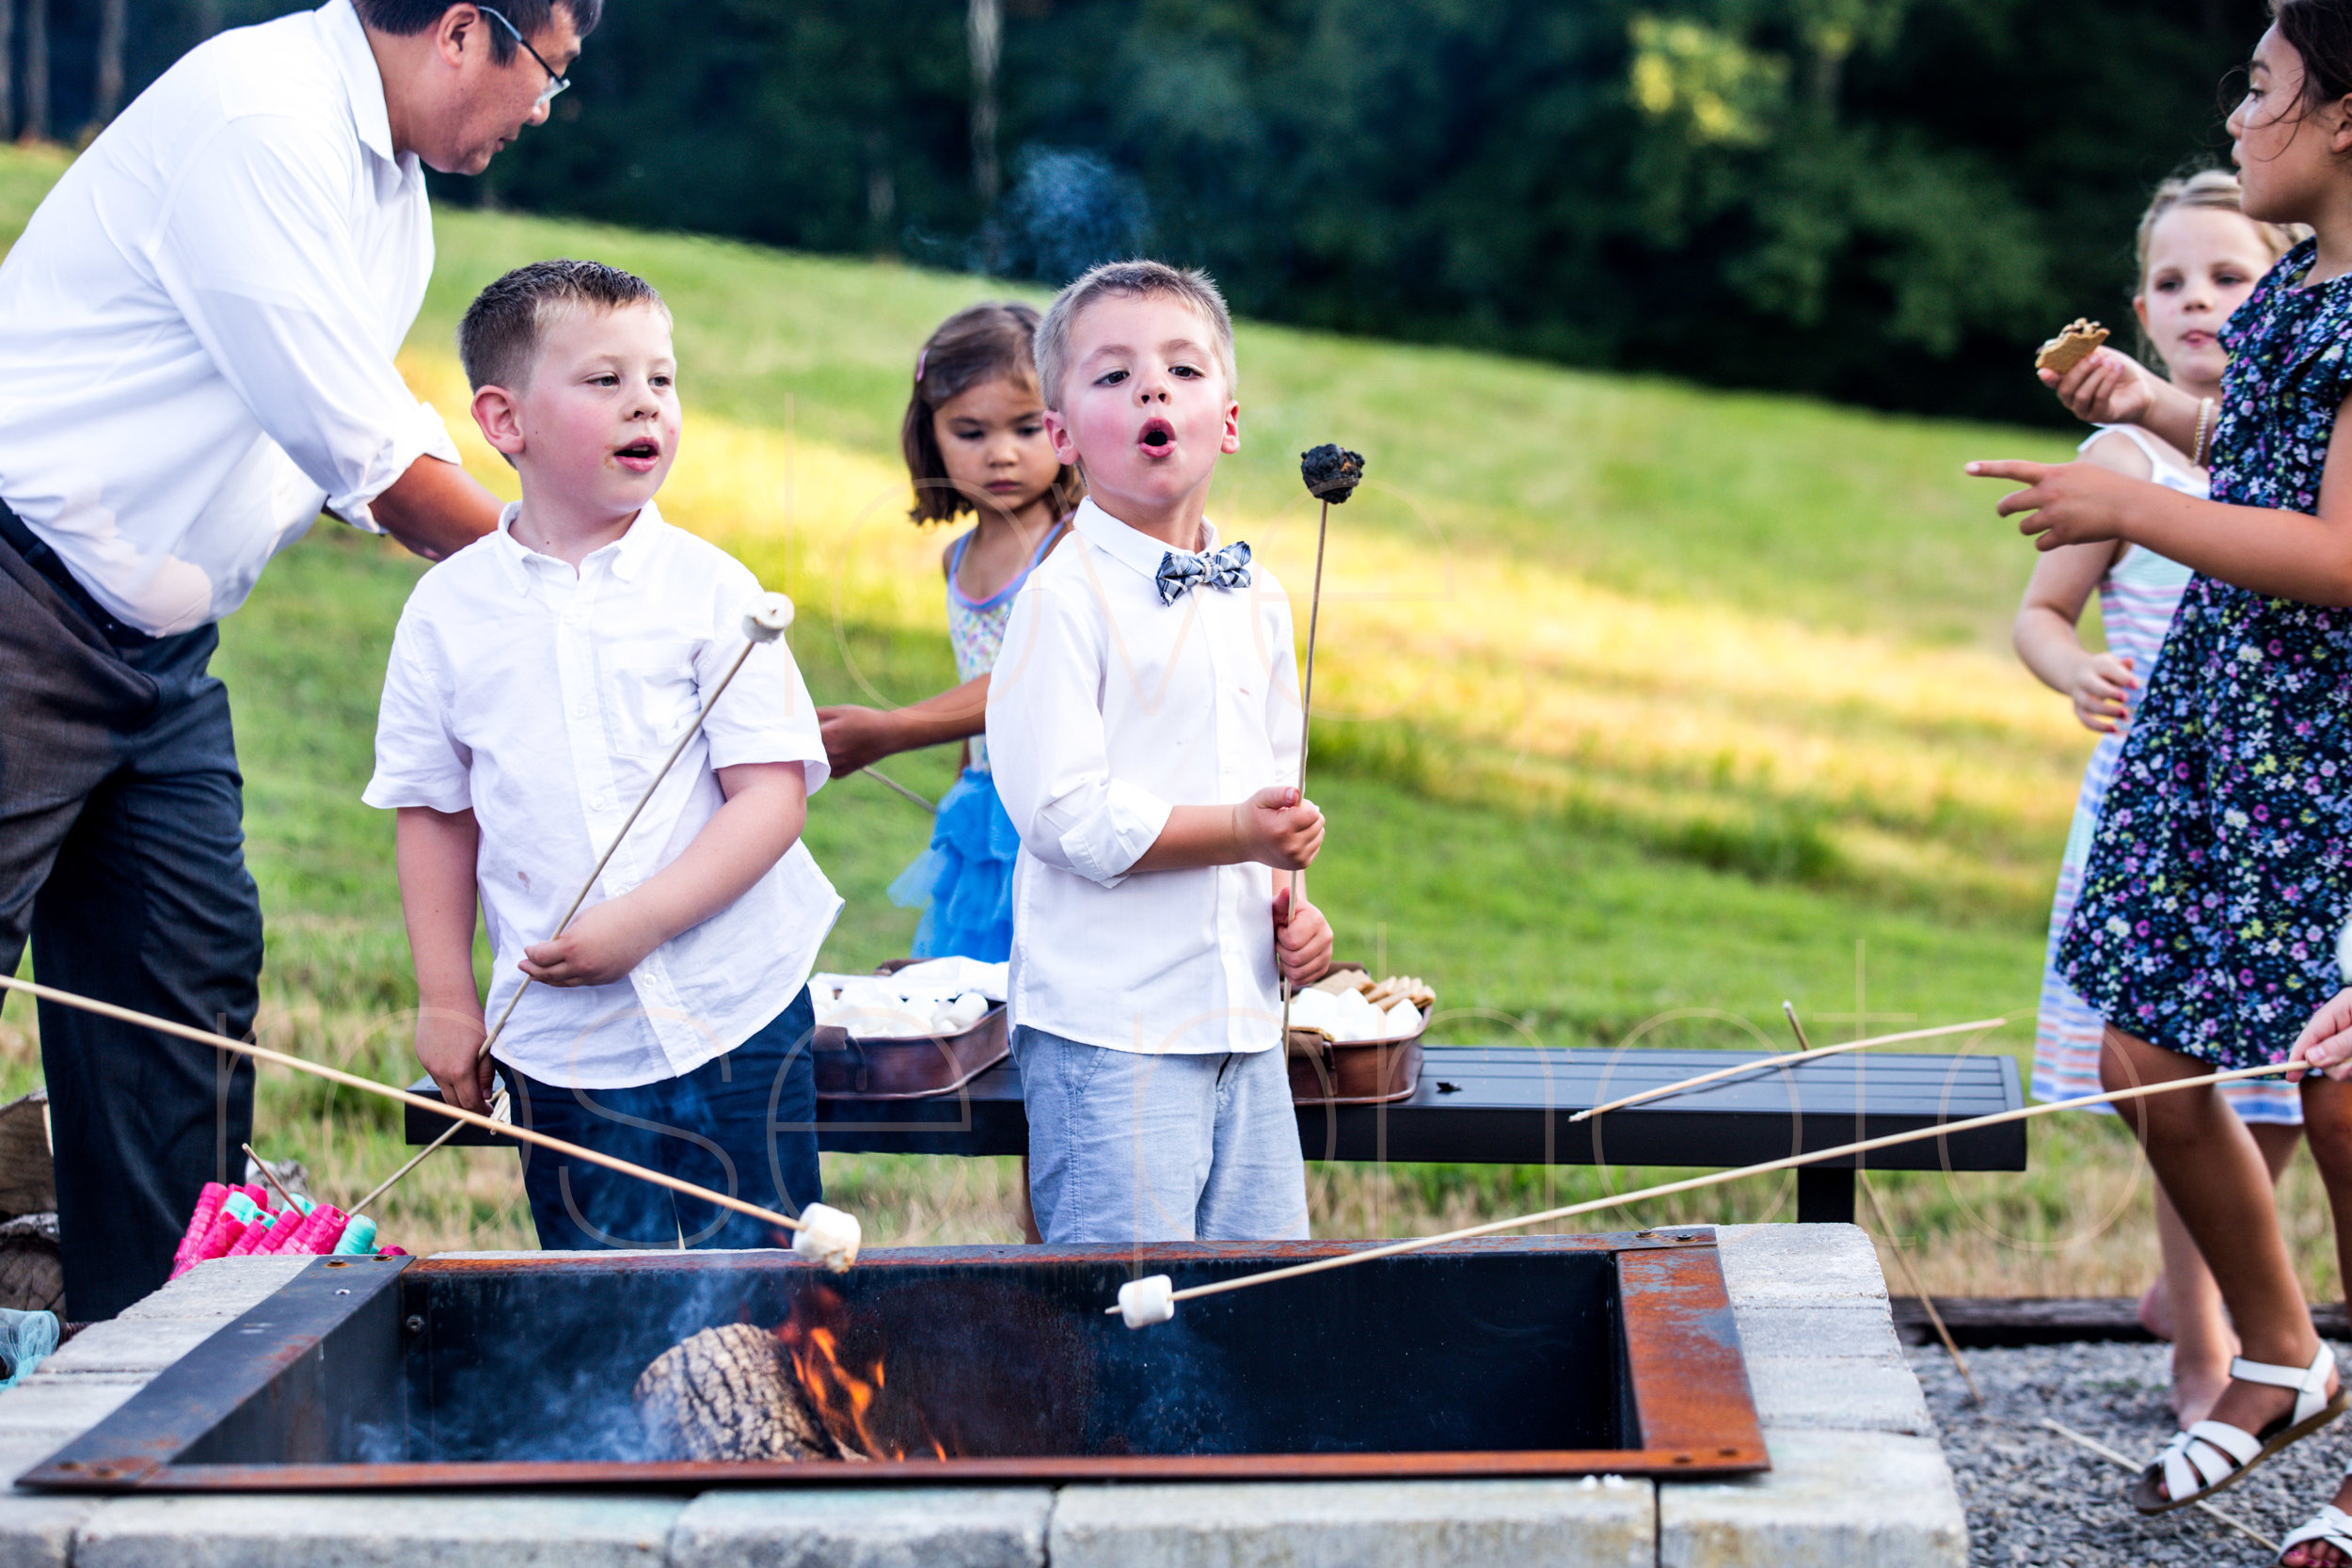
912, 146, 1152, 286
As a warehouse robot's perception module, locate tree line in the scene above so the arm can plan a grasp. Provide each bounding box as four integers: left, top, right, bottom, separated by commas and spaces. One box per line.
77, 0, 2272, 424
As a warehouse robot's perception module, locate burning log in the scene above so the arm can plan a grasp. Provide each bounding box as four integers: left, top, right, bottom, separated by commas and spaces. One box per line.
631, 1323, 848, 1463
634, 1283, 995, 1464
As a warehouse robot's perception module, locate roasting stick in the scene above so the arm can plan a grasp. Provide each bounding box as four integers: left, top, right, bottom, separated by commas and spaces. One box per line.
1786, 999, 1982, 1401
242, 1143, 297, 1211
2038, 1419, 2278, 1553
858, 767, 937, 814
1565, 1016, 2007, 1123
1859, 1171, 1979, 1403
1785, 1001, 1982, 1398
373, 594, 801, 1199
348, 1099, 505, 1217
1279, 445, 1362, 1053
1110, 1055, 2304, 1323
0, 972, 863, 1268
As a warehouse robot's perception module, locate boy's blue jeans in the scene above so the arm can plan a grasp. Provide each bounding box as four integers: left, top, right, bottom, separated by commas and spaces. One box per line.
1014, 1025, 1311, 1243
506, 987, 821, 1251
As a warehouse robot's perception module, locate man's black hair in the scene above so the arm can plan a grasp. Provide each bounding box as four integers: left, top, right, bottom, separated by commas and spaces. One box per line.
352, 0, 600, 64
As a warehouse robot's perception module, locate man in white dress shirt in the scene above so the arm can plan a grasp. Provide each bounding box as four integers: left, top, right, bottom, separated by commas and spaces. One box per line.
0, 0, 593, 1317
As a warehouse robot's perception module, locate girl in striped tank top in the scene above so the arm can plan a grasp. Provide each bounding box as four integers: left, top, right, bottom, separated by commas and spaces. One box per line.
2011, 169, 2305, 1426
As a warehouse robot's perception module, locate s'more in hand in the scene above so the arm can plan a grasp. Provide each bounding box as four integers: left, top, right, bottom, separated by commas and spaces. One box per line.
2034, 318, 2109, 375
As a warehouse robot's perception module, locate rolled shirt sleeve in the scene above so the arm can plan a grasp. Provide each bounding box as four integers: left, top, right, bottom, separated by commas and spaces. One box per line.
146, 115, 458, 530
989, 579, 1173, 888
696, 567, 831, 793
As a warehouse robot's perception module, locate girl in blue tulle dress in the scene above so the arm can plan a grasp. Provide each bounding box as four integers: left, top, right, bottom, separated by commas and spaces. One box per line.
816, 304, 1080, 960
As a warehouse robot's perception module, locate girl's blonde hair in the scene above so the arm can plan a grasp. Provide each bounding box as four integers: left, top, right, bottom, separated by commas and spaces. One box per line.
2131, 169, 2305, 367
900, 303, 1082, 527
2134, 168, 2306, 287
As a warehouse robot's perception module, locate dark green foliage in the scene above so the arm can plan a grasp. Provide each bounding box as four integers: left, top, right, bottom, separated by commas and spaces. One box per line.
89, 0, 2266, 424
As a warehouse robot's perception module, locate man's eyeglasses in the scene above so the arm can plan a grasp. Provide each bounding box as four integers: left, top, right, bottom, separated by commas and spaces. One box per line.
476, 4, 570, 109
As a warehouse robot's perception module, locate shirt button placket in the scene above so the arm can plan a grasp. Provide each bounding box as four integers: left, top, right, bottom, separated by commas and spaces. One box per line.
562, 575, 621, 841
1205, 594, 1244, 1051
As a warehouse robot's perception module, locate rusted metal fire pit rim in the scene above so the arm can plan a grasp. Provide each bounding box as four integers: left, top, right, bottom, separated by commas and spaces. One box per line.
407, 1227, 1727, 1276
60, 1443, 1769, 1492
23, 1230, 1769, 1492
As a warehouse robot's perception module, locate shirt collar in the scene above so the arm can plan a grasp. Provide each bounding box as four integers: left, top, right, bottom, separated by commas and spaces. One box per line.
320, 0, 399, 167
490, 499, 674, 592
1072, 497, 1223, 582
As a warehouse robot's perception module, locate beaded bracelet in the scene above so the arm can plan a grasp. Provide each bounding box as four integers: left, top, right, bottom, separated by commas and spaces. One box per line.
2191, 396, 2216, 468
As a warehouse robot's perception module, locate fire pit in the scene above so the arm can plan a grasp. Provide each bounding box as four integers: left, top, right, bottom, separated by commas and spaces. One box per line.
22, 1232, 1764, 1490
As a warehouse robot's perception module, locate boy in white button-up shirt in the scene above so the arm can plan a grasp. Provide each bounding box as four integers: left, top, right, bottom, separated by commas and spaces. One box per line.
987, 261, 1335, 1243
364, 261, 839, 1251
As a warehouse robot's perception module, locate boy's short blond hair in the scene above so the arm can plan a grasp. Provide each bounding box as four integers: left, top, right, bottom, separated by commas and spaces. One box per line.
1034, 261, 1237, 411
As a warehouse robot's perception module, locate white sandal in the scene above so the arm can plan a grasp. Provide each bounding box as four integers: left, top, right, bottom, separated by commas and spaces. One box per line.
2131, 1343, 2346, 1514
2280, 1502, 2352, 1564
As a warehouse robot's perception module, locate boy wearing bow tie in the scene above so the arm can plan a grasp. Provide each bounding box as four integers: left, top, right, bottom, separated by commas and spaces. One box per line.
986, 261, 1332, 1244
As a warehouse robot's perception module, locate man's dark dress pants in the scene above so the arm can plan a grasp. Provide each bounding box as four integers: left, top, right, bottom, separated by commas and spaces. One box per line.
0, 530, 260, 1320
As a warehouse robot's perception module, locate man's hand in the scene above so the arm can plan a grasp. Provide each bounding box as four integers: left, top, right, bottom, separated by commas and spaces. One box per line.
1966, 459, 2149, 550
1272, 885, 1334, 987
1235, 785, 1324, 871
2291, 989, 2352, 1084
818, 705, 902, 776
518, 896, 663, 988
2041, 347, 2160, 428
418, 1002, 493, 1114
2066, 651, 2138, 734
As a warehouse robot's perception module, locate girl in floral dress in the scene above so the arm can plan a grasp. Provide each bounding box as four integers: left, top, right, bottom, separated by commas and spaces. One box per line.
818, 304, 1079, 962
1972, 9, 2352, 1548
2014, 168, 2305, 1427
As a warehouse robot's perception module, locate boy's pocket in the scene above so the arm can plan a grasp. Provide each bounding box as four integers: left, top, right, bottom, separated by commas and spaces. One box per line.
601, 641, 700, 756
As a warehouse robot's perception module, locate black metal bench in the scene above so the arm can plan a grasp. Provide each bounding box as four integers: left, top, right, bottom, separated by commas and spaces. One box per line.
405, 1044, 2024, 1224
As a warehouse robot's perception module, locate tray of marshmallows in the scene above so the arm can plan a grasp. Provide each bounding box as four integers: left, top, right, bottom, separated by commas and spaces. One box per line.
1286, 967, 1438, 1106
809, 956, 1009, 1101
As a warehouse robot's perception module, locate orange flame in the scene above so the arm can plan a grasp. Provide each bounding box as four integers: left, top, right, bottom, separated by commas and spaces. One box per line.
776, 1286, 950, 1461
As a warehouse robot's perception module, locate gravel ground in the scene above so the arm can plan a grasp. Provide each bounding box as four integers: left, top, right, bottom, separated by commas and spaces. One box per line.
1910, 1339, 2352, 1566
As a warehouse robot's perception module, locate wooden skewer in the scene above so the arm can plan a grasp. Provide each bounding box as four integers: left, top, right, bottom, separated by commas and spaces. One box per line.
1279, 492, 1335, 1052
1567, 1016, 2007, 1123
1116, 1054, 2300, 1312
1860, 1170, 1979, 1404
241, 1142, 296, 1211
348, 1089, 510, 1218
0, 973, 808, 1236
1787, 1002, 1979, 1400
859, 766, 937, 814
357, 622, 779, 1205
2038, 1419, 2278, 1553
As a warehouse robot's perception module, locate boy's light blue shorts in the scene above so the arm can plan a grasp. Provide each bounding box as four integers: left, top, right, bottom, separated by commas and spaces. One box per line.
1013, 1025, 1311, 1244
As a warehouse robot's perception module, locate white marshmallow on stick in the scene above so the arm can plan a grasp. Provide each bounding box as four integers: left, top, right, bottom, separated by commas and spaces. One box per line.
0, 972, 844, 1254
1110, 1051, 2310, 1324
791, 1202, 862, 1274
744, 591, 795, 642
1118, 1274, 1175, 1329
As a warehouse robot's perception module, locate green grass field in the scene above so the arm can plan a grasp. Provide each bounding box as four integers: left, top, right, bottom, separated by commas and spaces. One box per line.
0, 146, 2294, 1302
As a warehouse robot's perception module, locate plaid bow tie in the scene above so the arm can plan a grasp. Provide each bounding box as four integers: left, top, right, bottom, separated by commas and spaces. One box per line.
1154, 541, 1252, 606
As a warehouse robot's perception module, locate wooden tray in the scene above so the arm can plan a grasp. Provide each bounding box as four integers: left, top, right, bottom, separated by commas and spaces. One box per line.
1286, 965, 1430, 1106
811, 959, 1009, 1101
